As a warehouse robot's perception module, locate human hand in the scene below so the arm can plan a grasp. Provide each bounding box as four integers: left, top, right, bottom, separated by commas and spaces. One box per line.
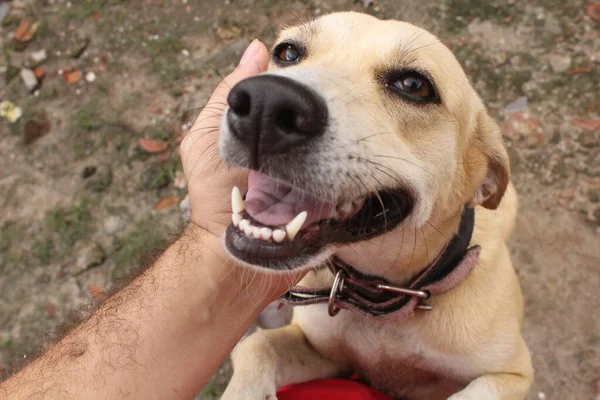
180, 40, 269, 236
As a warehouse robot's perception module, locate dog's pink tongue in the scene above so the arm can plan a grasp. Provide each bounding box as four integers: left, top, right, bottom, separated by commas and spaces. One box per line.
245, 171, 335, 227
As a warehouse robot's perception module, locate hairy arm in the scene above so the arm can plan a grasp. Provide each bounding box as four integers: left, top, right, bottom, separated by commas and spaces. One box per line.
0, 226, 298, 399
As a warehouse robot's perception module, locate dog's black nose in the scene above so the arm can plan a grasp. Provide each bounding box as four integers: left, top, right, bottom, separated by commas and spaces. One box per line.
227, 75, 328, 164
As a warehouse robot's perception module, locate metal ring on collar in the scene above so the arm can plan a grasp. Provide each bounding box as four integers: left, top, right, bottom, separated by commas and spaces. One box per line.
328, 270, 345, 317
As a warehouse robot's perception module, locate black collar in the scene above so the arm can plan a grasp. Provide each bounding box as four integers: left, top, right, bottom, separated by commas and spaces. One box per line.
282, 207, 479, 319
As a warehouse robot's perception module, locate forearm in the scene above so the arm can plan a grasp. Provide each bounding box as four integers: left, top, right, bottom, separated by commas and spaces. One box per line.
1, 225, 295, 399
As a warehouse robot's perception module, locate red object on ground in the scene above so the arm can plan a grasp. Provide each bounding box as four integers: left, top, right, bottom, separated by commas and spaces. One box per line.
278, 379, 394, 400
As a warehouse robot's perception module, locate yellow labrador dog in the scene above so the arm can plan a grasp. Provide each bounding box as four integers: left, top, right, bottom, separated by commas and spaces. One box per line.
218, 11, 533, 400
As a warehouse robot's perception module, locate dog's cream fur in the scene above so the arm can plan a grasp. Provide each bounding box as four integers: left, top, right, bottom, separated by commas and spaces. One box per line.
220, 12, 533, 400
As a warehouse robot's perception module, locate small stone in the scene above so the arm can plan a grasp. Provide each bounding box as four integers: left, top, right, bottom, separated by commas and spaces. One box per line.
0, 3, 11, 25
548, 54, 571, 73
70, 37, 90, 59
173, 170, 187, 189
20, 68, 38, 92
73, 242, 107, 275
503, 112, 546, 148
181, 49, 190, 57
84, 164, 112, 192
85, 71, 96, 82
103, 215, 123, 235
81, 166, 97, 179
180, 195, 191, 224
27, 49, 48, 68
502, 97, 529, 114
537, 392, 546, 400
579, 132, 598, 148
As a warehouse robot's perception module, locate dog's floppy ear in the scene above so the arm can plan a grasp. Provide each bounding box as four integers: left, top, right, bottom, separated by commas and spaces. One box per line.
470, 111, 510, 210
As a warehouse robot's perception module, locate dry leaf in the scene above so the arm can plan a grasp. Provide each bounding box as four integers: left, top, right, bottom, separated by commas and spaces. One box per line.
158, 152, 171, 162
139, 138, 168, 153
586, 3, 600, 21
89, 285, 104, 300
20, 22, 39, 42
13, 20, 39, 42
13, 19, 30, 41
573, 118, 600, 131
568, 67, 592, 74
63, 69, 83, 84
47, 302, 56, 319
154, 196, 180, 211
24, 118, 51, 145
33, 66, 46, 79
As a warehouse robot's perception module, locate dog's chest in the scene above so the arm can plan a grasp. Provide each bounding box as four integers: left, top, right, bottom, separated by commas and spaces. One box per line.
295, 305, 465, 399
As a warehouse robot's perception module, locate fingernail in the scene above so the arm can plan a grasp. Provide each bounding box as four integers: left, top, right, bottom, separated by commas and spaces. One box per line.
239, 39, 260, 66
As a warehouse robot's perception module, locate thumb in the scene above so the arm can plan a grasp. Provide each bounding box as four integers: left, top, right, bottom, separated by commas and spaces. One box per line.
206, 39, 270, 109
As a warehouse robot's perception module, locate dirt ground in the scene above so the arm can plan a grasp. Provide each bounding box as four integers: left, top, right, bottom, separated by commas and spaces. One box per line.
0, 0, 598, 399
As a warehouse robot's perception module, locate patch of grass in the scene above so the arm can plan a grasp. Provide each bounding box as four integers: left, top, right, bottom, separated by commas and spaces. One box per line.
111, 217, 168, 280
0, 221, 29, 273
144, 33, 185, 57
33, 199, 94, 265
0, 335, 12, 350
441, 0, 514, 33
60, 0, 118, 25
143, 122, 173, 141
198, 378, 226, 400
76, 99, 104, 131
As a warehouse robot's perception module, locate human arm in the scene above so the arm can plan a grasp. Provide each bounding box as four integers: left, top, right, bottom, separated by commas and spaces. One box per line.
0, 40, 302, 399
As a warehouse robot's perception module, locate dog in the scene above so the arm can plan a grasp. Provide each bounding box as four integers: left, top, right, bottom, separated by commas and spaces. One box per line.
217, 11, 533, 400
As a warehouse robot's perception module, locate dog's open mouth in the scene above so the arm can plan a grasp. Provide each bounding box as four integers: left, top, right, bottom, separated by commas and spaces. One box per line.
225, 171, 414, 269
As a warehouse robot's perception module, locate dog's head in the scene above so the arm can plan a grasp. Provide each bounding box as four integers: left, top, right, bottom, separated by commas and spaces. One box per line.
219, 12, 509, 276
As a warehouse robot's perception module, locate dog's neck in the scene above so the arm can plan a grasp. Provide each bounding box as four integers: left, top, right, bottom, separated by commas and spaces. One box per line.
331, 208, 466, 286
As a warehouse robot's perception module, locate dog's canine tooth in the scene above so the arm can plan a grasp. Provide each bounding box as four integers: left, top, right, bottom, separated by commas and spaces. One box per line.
272, 229, 286, 243
231, 186, 245, 214
286, 211, 307, 240
252, 227, 262, 239
244, 223, 253, 236
260, 227, 273, 241
232, 213, 242, 227
239, 219, 250, 231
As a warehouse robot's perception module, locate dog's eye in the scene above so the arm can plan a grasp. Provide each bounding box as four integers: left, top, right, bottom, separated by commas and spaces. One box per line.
274, 43, 302, 64
387, 72, 439, 103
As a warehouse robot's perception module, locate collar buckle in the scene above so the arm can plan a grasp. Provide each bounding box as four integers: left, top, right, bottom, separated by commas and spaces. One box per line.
328, 270, 434, 318
328, 270, 346, 317
376, 284, 433, 311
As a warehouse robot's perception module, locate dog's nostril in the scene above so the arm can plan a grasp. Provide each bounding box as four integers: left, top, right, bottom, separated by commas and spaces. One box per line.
229, 90, 251, 117
276, 109, 298, 132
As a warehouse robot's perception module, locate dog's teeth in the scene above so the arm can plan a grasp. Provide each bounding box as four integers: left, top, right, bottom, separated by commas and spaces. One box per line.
260, 227, 272, 241
243, 223, 253, 236
286, 211, 307, 240
272, 229, 286, 243
239, 219, 249, 231
252, 227, 262, 239
231, 186, 245, 214
232, 213, 242, 227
